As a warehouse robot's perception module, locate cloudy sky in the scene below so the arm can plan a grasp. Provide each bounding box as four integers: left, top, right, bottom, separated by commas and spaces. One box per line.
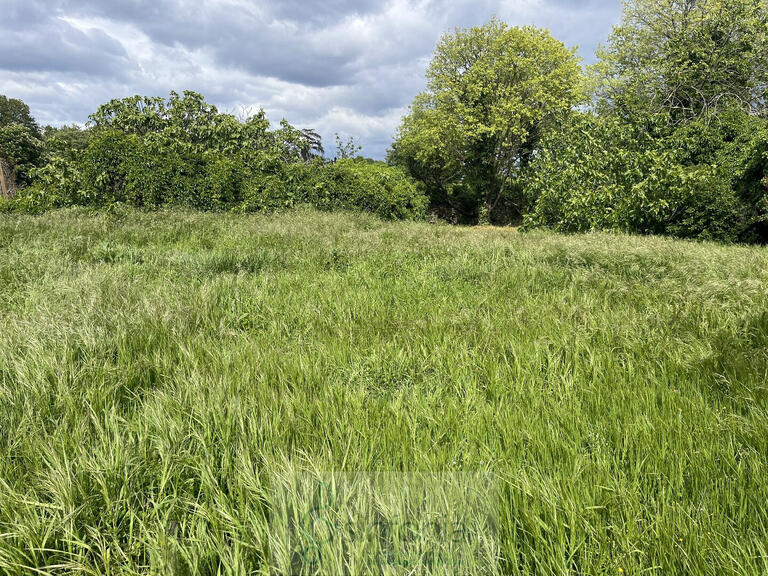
1, 0, 622, 158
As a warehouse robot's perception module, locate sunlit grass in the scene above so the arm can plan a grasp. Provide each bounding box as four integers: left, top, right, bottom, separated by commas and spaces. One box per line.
1, 207, 767, 574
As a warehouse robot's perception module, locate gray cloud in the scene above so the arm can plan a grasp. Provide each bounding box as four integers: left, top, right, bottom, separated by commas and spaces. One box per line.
0, 0, 622, 158
0, 2, 128, 76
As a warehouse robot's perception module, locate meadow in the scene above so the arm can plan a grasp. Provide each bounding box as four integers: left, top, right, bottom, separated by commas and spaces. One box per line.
1, 207, 767, 575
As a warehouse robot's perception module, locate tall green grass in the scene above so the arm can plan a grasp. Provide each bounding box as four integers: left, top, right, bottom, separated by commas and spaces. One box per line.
1, 207, 767, 574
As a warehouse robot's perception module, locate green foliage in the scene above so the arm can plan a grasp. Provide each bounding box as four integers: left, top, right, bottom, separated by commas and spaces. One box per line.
392, 19, 584, 222
0, 123, 43, 186
4, 91, 427, 220
121, 138, 186, 207
74, 130, 247, 210
0, 95, 41, 136
42, 124, 90, 161
18, 158, 84, 212
595, 0, 768, 126
4, 125, 93, 210
305, 160, 427, 220
86, 91, 303, 164
8, 0, 768, 244
241, 159, 427, 220
705, 115, 768, 242
523, 1, 768, 243
524, 112, 760, 242
78, 129, 136, 204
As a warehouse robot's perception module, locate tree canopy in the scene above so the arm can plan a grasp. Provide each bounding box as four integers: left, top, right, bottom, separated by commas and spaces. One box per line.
0, 95, 41, 137
391, 20, 583, 223
0, 96, 43, 187
595, 0, 768, 126
523, 0, 768, 242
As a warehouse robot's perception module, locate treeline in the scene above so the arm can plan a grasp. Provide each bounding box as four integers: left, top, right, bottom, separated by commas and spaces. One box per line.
0, 92, 427, 220
390, 0, 768, 243
2, 0, 768, 243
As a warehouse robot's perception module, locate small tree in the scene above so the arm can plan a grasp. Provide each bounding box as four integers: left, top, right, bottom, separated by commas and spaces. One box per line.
299, 129, 324, 162
0, 95, 41, 137
0, 123, 43, 187
334, 134, 362, 160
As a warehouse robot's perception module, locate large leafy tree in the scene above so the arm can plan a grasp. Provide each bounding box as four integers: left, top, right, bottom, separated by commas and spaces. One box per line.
391, 20, 583, 222
597, 0, 768, 240
595, 0, 768, 127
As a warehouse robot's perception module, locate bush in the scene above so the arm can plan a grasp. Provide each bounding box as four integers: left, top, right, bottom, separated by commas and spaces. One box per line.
301, 160, 427, 220
24, 125, 426, 221
80, 130, 137, 205
76, 130, 251, 210
522, 114, 642, 232
241, 160, 427, 220
122, 141, 184, 207
17, 157, 84, 212
523, 112, 757, 242
191, 153, 247, 210
240, 172, 291, 212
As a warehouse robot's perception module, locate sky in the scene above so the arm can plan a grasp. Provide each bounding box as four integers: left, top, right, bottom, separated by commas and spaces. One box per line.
0, 0, 623, 159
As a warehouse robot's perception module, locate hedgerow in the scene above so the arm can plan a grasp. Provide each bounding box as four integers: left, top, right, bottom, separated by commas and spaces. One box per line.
1, 91, 427, 221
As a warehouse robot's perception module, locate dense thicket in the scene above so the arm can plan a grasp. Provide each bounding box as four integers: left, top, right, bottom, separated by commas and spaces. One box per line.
522, 111, 768, 242
522, 0, 768, 243
392, 1, 768, 242
0, 92, 426, 220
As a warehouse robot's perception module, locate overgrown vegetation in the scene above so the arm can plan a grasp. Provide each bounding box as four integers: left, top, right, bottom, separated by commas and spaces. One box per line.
1, 208, 767, 574
0, 92, 426, 220
390, 0, 768, 240
2, 2, 767, 573
520, 0, 768, 243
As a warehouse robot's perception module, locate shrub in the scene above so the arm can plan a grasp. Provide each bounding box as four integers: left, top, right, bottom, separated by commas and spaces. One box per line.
80, 130, 138, 205
522, 114, 641, 232
523, 112, 755, 242
5, 91, 427, 221
240, 172, 291, 212
240, 160, 427, 220
76, 130, 251, 210
316, 160, 427, 220
122, 142, 184, 207
18, 157, 84, 212
193, 153, 247, 209
39, 129, 426, 220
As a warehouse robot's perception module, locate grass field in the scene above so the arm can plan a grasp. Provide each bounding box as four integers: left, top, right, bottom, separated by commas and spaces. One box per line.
1, 207, 767, 575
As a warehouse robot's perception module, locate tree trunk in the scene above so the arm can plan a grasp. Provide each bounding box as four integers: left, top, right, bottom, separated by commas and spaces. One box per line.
0, 158, 8, 199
